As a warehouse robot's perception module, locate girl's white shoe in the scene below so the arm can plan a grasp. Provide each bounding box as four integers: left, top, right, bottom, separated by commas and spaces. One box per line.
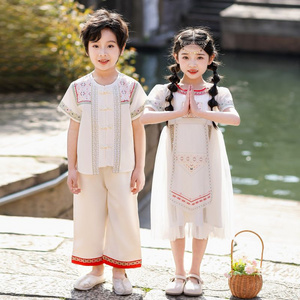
112, 273, 132, 295
183, 274, 203, 296
165, 275, 186, 295
73, 273, 106, 290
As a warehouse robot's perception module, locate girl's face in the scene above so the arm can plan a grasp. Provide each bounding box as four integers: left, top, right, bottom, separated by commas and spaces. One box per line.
175, 44, 214, 81
88, 28, 123, 73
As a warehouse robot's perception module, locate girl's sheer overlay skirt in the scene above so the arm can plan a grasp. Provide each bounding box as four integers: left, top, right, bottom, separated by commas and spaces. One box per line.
150, 126, 234, 241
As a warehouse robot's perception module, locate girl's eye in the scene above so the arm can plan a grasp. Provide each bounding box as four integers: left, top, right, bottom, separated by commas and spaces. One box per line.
92, 44, 98, 48
108, 44, 115, 48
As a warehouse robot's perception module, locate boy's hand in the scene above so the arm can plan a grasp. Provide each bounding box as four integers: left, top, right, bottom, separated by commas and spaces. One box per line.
130, 168, 145, 195
67, 169, 81, 194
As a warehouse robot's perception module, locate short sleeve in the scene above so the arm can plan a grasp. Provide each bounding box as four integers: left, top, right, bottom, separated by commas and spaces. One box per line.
130, 82, 147, 120
57, 83, 82, 122
145, 84, 169, 111
217, 87, 235, 112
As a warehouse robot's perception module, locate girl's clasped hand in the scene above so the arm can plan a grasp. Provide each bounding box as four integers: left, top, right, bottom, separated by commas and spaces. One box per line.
181, 85, 205, 117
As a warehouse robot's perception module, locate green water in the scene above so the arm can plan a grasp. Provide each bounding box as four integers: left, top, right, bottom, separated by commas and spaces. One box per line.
135, 50, 300, 201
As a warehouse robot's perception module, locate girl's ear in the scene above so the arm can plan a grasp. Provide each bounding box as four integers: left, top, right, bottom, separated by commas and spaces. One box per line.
173, 53, 179, 64
208, 54, 215, 65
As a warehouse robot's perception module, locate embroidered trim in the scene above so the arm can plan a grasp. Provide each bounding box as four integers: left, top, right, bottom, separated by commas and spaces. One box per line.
218, 100, 234, 111
131, 105, 144, 119
74, 78, 92, 104
58, 102, 81, 122
129, 82, 137, 104
71, 255, 142, 268
113, 83, 121, 173
145, 99, 165, 111
171, 190, 211, 207
176, 85, 208, 96
91, 81, 100, 175
72, 255, 103, 265
175, 153, 208, 173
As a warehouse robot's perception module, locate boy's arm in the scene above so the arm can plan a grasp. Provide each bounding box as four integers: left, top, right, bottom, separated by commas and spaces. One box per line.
67, 119, 81, 194
130, 117, 146, 195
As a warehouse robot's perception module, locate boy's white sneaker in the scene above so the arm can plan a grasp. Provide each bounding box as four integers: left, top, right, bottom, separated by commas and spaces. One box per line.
74, 273, 106, 290
112, 273, 132, 295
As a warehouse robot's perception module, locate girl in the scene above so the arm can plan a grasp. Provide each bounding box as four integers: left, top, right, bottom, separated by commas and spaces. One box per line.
140, 27, 240, 296
58, 9, 146, 295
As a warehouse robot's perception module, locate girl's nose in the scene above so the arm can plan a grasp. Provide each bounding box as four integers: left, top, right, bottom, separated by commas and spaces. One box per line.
188, 59, 197, 67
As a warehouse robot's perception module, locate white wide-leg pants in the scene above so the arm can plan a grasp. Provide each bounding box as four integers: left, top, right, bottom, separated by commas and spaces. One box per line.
71, 167, 141, 269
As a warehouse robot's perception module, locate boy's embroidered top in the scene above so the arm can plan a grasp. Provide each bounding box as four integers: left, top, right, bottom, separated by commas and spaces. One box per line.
58, 72, 146, 174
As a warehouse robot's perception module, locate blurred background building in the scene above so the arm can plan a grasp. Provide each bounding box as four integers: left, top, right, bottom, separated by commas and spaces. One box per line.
79, 0, 300, 53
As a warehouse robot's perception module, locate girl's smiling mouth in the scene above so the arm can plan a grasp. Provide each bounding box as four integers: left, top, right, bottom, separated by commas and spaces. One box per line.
188, 69, 198, 74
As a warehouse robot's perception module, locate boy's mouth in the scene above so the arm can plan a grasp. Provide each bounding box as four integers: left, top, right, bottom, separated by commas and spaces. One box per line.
98, 59, 109, 64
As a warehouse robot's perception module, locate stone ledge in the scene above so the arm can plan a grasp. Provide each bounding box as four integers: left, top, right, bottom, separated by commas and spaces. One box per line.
0, 156, 68, 198
220, 4, 300, 53
221, 4, 300, 21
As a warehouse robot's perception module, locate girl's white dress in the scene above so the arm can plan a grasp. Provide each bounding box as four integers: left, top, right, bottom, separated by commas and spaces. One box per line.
146, 84, 235, 241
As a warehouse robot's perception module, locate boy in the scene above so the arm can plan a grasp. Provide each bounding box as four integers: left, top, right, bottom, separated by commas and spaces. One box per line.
58, 8, 146, 295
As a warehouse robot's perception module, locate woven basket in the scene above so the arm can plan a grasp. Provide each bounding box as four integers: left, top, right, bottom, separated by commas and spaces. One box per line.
228, 230, 264, 299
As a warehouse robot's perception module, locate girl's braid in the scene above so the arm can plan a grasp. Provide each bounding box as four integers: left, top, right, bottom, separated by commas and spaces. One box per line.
207, 61, 221, 128
165, 63, 180, 111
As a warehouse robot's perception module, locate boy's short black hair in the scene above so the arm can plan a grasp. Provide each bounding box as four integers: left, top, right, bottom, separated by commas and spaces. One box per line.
80, 8, 129, 54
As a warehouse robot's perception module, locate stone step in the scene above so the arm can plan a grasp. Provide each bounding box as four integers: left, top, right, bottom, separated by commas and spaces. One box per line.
192, 1, 235, 10
236, 0, 300, 8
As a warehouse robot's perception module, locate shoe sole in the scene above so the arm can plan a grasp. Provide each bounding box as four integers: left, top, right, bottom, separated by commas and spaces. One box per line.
165, 291, 184, 296
74, 278, 106, 290
113, 288, 132, 295
184, 292, 202, 296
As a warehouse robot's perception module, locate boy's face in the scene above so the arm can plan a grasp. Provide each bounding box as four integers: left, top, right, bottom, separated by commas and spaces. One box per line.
88, 28, 123, 72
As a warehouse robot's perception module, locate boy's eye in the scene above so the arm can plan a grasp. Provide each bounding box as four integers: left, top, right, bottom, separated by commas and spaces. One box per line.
108, 44, 115, 48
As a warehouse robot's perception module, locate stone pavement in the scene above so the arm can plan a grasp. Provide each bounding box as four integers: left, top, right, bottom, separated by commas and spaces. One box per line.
0, 97, 300, 299
0, 209, 300, 300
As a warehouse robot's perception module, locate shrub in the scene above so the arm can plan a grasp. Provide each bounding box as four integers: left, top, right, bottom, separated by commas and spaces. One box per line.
0, 0, 140, 92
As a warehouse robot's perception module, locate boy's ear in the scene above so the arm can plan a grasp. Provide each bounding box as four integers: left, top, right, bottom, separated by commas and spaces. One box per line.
120, 45, 125, 56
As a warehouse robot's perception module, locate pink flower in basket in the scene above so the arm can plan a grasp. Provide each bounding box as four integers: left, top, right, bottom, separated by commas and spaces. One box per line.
225, 255, 262, 278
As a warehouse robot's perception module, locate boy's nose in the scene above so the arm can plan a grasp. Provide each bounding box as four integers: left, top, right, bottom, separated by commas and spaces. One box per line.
98, 48, 107, 56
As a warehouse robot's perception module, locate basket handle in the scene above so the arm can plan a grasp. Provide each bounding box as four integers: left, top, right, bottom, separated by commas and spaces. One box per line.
231, 230, 264, 272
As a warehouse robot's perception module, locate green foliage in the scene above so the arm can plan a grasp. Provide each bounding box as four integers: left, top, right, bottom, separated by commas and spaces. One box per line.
0, 0, 141, 92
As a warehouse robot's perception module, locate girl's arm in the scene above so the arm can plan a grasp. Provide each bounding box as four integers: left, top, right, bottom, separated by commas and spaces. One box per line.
192, 107, 240, 126
189, 87, 240, 126
140, 96, 190, 125
67, 119, 81, 194
131, 117, 146, 195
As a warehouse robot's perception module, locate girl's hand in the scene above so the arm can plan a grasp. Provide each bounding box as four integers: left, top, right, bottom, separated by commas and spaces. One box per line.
188, 85, 200, 115
67, 168, 81, 194
179, 91, 190, 117
130, 168, 145, 195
